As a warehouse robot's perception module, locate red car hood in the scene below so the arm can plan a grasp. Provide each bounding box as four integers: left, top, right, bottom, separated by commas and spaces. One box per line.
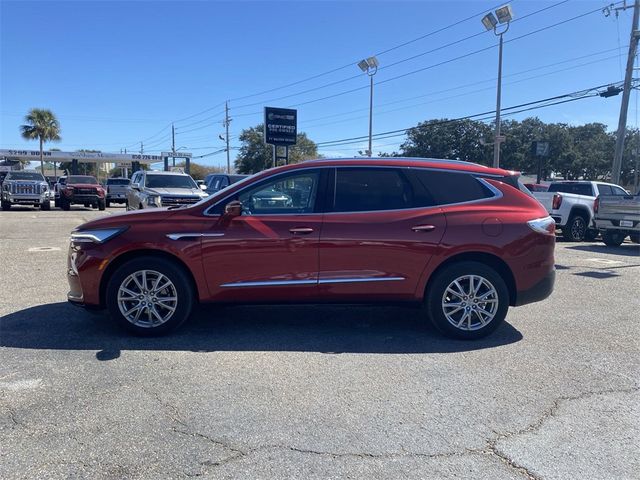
76, 208, 175, 231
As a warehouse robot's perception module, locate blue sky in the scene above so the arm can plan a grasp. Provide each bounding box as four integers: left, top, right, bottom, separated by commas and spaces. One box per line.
0, 0, 636, 169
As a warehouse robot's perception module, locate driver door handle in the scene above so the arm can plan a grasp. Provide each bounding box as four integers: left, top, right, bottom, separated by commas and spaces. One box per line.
411, 224, 436, 232
289, 227, 314, 235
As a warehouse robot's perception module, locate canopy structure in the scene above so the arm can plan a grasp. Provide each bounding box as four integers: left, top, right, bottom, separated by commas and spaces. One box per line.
0, 149, 193, 174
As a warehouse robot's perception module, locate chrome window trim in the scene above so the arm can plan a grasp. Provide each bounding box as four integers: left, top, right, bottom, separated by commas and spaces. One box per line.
203, 165, 505, 217
219, 276, 406, 288
166, 233, 224, 240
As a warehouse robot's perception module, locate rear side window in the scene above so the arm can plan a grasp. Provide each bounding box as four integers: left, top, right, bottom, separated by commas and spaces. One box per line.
333, 168, 413, 212
548, 183, 593, 196
411, 170, 494, 205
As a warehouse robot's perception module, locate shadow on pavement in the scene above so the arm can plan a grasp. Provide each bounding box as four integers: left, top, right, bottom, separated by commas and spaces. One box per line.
567, 243, 640, 257
0, 302, 523, 357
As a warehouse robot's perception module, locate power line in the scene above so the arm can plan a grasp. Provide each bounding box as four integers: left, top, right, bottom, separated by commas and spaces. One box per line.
313, 81, 627, 147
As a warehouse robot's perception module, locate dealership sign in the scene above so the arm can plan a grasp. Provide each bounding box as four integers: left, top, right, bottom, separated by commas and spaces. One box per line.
0, 149, 162, 163
264, 107, 297, 146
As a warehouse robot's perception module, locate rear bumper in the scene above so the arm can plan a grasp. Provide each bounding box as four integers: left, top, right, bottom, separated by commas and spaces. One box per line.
515, 269, 555, 306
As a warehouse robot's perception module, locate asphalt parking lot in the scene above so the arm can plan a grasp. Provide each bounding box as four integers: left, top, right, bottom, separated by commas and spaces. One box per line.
0, 205, 638, 480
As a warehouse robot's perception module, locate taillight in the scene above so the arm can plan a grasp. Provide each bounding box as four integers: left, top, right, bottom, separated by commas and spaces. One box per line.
552, 194, 562, 210
594, 196, 599, 214
527, 216, 556, 235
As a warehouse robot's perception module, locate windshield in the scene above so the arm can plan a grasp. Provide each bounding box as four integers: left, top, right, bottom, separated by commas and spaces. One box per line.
107, 178, 130, 185
145, 174, 197, 189
68, 175, 98, 184
6, 172, 45, 181
548, 183, 592, 196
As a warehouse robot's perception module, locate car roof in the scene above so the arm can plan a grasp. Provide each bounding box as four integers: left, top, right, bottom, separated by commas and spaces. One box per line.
294, 157, 515, 176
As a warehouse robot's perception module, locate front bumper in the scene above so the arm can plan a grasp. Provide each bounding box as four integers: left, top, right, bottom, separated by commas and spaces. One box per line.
2, 192, 49, 203
515, 269, 555, 306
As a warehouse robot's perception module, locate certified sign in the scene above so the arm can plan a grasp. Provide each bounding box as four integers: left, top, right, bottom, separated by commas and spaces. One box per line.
264, 107, 297, 146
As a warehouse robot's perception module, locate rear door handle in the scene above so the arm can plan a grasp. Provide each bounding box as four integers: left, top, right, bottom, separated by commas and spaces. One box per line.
289, 227, 314, 235
411, 224, 436, 232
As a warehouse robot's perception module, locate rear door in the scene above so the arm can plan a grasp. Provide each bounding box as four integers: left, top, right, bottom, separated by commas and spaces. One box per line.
317, 167, 446, 302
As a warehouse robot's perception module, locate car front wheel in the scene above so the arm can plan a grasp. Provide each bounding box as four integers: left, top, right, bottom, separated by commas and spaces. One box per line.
106, 257, 194, 335
426, 261, 509, 340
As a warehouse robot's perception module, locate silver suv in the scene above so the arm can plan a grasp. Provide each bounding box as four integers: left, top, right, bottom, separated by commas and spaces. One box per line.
126, 170, 207, 210
1, 171, 51, 211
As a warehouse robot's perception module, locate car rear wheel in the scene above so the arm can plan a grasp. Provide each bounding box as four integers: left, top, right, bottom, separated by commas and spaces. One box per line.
602, 231, 626, 247
106, 199, 111, 208
563, 214, 587, 242
106, 257, 194, 335
1, 201, 11, 211
60, 198, 70, 210
426, 261, 509, 340
630, 233, 640, 244
40, 201, 50, 211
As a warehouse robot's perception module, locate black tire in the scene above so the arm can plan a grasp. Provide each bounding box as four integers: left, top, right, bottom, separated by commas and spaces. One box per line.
1, 201, 11, 211
139, 203, 143, 210
60, 198, 71, 211
583, 229, 598, 242
563, 213, 588, 242
630, 233, 640, 244
602, 231, 626, 247
40, 201, 50, 211
106, 257, 194, 336
98, 199, 106, 211
54, 198, 60, 208
425, 261, 509, 340
106, 199, 111, 208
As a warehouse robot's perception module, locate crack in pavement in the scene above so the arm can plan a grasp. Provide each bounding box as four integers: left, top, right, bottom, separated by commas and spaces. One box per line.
484, 385, 640, 480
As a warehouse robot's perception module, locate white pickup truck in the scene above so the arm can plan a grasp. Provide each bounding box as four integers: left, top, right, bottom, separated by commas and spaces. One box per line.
533, 181, 629, 241
594, 192, 640, 246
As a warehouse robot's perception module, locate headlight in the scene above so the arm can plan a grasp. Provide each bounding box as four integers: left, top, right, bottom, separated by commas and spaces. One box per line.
146, 195, 162, 207
70, 227, 127, 244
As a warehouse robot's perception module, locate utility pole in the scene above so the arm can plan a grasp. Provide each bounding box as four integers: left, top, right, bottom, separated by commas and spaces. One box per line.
224, 101, 231, 173
612, 0, 640, 184
140, 142, 143, 154
172, 123, 176, 168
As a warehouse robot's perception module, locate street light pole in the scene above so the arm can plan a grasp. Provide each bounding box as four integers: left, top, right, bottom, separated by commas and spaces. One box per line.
358, 56, 379, 157
493, 32, 504, 168
482, 4, 513, 169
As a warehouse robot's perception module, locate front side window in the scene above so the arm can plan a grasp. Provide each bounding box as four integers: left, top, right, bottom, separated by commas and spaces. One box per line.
611, 185, 629, 195
333, 168, 413, 212
597, 185, 613, 196
238, 172, 320, 215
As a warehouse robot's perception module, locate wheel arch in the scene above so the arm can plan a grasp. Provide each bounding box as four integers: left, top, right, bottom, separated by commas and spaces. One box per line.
568, 205, 591, 222
99, 249, 200, 308
424, 252, 517, 306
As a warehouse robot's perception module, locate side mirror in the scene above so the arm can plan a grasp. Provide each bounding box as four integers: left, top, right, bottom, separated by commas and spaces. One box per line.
200, 184, 207, 191
131, 182, 141, 190
224, 200, 242, 217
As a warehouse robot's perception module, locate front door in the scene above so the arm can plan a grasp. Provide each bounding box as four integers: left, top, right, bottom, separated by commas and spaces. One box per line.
201, 169, 326, 302
318, 167, 446, 302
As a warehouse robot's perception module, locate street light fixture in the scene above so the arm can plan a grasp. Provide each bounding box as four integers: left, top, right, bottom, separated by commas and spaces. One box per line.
482, 4, 513, 168
357, 56, 379, 157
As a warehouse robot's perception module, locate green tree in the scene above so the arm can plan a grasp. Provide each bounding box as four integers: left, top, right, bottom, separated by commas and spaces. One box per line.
20, 108, 61, 173
234, 124, 319, 174
399, 119, 492, 164
175, 161, 224, 180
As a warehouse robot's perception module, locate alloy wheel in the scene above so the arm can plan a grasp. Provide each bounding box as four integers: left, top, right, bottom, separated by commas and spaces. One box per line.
441, 275, 499, 331
117, 270, 178, 328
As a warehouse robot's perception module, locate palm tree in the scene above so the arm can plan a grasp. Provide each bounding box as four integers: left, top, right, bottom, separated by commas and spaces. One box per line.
20, 108, 61, 174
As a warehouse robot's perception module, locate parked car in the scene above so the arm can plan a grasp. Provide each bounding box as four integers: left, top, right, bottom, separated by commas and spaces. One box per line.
105, 177, 130, 207
203, 173, 249, 195
67, 158, 556, 339
1, 170, 51, 210
524, 183, 549, 192
126, 170, 207, 210
58, 175, 106, 211
594, 193, 640, 246
53, 176, 67, 208
533, 181, 629, 241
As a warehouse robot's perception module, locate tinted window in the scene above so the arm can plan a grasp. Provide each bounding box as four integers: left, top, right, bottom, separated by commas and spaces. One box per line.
548, 183, 593, 196
611, 186, 628, 195
597, 185, 612, 196
107, 178, 130, 185
67, 175, 98, 184
412, 170, 493, 205
333, 168, 412, 212
145, 174, 197, 189
239, 172, 319, 215
6, 172, 45, 181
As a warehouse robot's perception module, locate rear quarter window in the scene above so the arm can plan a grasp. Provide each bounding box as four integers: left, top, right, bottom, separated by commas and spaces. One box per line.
411, 170, 494, 206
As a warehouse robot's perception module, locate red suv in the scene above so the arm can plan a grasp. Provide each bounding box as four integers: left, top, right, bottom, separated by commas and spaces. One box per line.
67, 158, 555, 339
